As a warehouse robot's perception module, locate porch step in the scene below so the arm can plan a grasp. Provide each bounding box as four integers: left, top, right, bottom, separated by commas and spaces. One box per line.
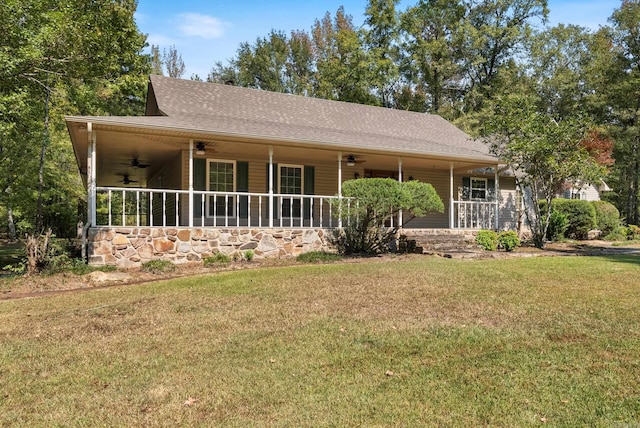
401, 229, 479, 252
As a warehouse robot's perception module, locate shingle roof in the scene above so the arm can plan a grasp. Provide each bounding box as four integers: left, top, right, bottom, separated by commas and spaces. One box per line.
146, 75, 497, 162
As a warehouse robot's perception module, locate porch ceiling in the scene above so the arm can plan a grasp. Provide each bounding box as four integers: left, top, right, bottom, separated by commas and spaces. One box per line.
67, 119, 501, 188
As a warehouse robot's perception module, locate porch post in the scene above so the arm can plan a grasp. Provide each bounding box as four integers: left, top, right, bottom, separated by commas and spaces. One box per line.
188, 139, 194, 227
398, 158, 403, 228
87, 122, 96, 227
269, 146, 274, 228
495, 164, 500, 230
449, 163, 454, 229
338, 151, 342, 228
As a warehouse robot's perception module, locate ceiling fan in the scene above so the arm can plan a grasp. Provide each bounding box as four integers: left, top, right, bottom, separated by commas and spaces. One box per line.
340, 155, 366, 166
119, 174, 139, 185
121, 158, 151, 169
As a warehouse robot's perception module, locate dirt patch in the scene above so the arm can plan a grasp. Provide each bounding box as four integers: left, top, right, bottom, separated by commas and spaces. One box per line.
1, 241, 638, 300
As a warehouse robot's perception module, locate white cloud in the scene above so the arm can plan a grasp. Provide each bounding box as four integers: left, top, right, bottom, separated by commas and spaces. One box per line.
177, 13, 229, 40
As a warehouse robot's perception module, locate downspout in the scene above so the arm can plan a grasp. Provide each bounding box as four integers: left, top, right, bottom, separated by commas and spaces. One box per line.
495, 164, 500, 230
338, 151, 342, 228
449, 163, 454, 229
188, 139, 194, 227
398, 158, 403, 228
269, 146, 274, 228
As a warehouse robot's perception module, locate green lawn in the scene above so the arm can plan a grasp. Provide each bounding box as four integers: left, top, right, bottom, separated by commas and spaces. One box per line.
1, 255, 639, 426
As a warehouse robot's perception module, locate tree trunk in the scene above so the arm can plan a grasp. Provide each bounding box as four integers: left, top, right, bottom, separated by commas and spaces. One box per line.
7, 198, 16, 241
35, 85, 51, 233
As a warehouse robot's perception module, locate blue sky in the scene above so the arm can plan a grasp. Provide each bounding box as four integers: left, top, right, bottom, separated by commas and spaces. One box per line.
135, 0, 619, 79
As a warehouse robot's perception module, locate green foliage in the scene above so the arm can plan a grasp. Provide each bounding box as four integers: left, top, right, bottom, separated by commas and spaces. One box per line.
603, 225, 628, 242
476, 230, 498, 251
141, 259, 175, 274
546, 210, 569, 242
497, 231, 521, 251
591, 201, 621, 235
296, 251, 342, 263
203, 252, 232, 266
626, 225, 640, 240
243, 250, 255, 262
484, 94, 604, 247
333, 178, 444, 254
551, 199, 597, 240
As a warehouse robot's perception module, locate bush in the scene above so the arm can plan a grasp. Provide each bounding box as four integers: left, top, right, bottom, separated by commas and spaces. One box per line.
627, 225, 640, 240
243, 250, 255, 261
541, 199, 596, 240
591, 201, 621, 235
203, 252, 231, 266
476, 230, 498, 251
604, 225, 628, 242
296, 251, 342, 263
546, 210, 569, 241
497, 231, 520, 251
141, 259, 175, 274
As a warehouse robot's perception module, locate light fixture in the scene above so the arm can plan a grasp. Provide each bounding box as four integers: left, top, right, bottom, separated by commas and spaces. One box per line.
347, 155, 356, 167
195, 142, 206, 155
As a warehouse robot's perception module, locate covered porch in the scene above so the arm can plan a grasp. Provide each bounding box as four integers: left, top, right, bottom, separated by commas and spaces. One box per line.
72, 120, 505, 232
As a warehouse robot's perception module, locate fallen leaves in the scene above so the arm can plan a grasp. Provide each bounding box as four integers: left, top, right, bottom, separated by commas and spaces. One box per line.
183, 397, 198, 407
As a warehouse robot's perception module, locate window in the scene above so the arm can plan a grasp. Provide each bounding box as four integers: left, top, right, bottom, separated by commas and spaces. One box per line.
207, 160, 235, 217
471, 178, 487, 200
279, 164, 303, 217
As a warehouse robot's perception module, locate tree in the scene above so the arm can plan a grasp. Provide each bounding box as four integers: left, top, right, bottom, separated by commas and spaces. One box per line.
150, 44, 163, 75
399, 0, 466, 115
333, 178, 444, 254
589, 1, 640, 225
0, 0, 148, 237
163, 45, 186, 78
483, 95, 605, 248
363, 0, 402, 107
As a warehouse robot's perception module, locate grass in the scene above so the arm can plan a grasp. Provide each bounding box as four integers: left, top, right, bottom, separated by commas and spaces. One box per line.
1, 255, 640, 426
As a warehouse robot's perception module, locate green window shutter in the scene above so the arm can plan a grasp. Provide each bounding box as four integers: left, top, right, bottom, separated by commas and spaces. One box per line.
303, 166, 314, 220
193, 158, 206, 217
488, 178, 495, 201
237, 161, 249, 218
462, 177, 470, 201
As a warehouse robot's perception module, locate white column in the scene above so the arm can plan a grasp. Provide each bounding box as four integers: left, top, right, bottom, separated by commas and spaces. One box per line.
449, 163, 454, 229
86, 122, 95, 227
269, 146, 274, 228
495, 164, 500, 230
188, 139, 194, 227
338, 151, 343, 228
398, 158, 403, 228
86, 123, 98, 227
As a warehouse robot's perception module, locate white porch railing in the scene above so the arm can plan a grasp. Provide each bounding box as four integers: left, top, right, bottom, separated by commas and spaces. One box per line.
95, 187, 351, 229
453, 200, 498, 230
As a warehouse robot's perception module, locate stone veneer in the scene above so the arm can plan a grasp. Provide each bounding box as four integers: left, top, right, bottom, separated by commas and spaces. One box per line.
88, 227, 333, 268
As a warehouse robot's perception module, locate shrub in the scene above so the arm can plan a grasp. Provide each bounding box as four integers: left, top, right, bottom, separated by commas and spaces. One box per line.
243, 250, 255, 261
141, 259, 175, 274
546, 210, 569, 241
591, 201, 621, 235
627, 225, 640, 240
542, 199, 596, 240
497, 231, 520, 251
296, 251, 342, 263
604, 225, 628, 242
476, 230, 498, 251
203, 252, 231, 266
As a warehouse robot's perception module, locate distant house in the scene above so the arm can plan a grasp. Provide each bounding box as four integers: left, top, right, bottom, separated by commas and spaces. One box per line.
558, 181, 611, 201
66, 75, 519, 266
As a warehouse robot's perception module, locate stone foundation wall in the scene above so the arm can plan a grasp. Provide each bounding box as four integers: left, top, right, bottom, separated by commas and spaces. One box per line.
88, 227, 333, 268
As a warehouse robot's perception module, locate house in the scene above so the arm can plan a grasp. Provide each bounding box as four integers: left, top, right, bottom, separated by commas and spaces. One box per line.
65, 75, 519, 267
558, 181, 611, 201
